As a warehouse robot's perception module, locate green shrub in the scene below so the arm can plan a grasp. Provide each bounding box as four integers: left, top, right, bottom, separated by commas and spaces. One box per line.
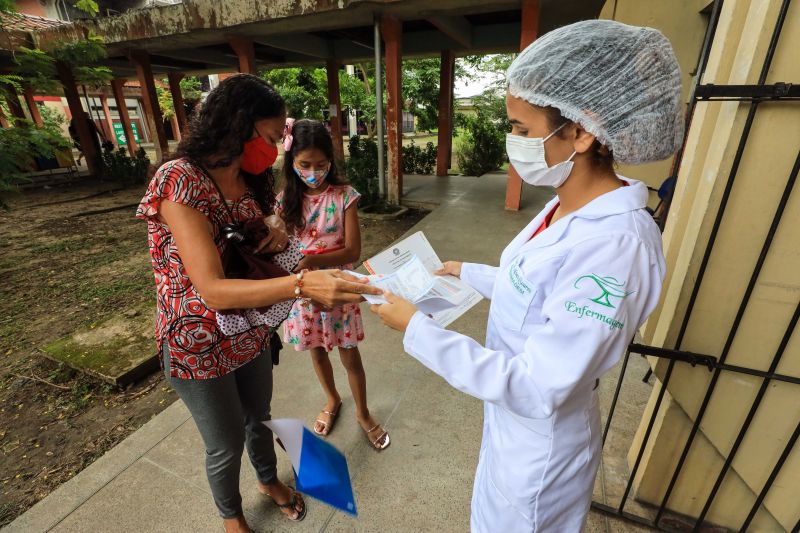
0, 112, 71, 209
402, 140, 437, 175
455, 112, 505, 177
344, 135, 382, 207
98, 142, 150, 186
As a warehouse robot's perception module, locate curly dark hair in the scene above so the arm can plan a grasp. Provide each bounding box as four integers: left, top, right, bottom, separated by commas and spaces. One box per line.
175, 74, 286, 215
281, 119, 347, 232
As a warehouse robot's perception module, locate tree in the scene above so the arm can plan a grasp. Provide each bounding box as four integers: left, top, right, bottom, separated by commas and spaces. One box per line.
403, 58, 441, 132
179, 76, 202, 102
260, 67, 328, 120
0, 0, 106, 207
457, 54, 515, 132
156, 83, 174, 120
340, 64, 378, 138
13, 36, 113, 92
157, 76, 202, 120
0, 111, 71, 208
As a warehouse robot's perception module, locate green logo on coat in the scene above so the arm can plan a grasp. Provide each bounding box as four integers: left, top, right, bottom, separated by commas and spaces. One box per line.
574, 274, 633, 309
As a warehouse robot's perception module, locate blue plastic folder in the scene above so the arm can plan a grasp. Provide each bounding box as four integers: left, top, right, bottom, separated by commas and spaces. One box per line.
264, 419, 357, 516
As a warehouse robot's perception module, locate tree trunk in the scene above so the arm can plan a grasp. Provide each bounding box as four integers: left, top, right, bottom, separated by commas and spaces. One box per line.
357, 63, 376, 139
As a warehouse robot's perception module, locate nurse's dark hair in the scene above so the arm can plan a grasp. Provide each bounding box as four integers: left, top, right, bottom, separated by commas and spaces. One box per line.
281, 119, 347, 232
542, 106, 615, 170
174, 73, 286, 214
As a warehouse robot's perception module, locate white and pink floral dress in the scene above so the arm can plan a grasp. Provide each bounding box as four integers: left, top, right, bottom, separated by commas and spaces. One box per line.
278, 184, 365, 352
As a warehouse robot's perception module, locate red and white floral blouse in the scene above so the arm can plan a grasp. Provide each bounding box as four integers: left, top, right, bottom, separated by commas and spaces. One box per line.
136, 158, 271, 379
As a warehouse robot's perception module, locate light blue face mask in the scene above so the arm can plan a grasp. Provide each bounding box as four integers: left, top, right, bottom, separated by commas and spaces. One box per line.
293, 165, 329, 188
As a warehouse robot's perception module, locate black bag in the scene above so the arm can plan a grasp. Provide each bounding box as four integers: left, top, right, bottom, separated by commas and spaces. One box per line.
199, 164, 303, 345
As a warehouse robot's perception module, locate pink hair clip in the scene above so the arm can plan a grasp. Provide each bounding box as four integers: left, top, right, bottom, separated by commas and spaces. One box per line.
283, 118, 295, 152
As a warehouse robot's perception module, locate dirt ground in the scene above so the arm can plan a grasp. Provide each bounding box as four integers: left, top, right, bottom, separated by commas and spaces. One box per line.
0, 180, 426, 527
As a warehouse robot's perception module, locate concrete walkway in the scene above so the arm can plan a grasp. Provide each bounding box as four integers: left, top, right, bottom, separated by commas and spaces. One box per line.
7, 173, 654, 532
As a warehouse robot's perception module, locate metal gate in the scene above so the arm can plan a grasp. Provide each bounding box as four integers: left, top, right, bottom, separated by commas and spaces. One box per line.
591, 0, 800, 530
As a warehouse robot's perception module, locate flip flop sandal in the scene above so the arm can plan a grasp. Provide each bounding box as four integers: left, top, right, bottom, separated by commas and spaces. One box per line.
266, 487, 307, 523
314, 401, 342, 436
365, 424, 391, 451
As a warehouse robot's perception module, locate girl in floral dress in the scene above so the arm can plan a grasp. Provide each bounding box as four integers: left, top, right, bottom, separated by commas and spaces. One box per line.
278, 119, 390, 450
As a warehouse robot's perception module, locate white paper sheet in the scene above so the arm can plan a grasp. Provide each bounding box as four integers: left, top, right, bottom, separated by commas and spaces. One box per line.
358, 231, 483, 327
264, 419, 304, 471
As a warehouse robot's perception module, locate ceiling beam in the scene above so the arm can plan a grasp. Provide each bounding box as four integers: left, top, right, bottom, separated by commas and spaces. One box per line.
429, 15, 473, 48
256, 34, 332, 59
155, 48, 235, 68
149, 54, 209, 71
252, 45, 287, 65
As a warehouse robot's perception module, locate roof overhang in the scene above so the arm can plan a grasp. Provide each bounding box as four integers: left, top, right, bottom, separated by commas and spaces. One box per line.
3, 0, 604, 78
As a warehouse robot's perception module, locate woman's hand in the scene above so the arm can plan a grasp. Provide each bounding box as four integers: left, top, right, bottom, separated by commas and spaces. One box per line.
256, 215, 290, 253
370, 292, 419, 332
435, 261, 463, 278
302, 269, 382, 307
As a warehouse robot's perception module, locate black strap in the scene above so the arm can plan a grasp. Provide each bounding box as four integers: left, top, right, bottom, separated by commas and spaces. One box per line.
190, 159, 267, 337
192, 160, 238, 225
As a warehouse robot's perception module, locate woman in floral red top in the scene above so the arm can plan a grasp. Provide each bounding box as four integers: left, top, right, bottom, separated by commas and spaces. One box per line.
136, 75, 379, 533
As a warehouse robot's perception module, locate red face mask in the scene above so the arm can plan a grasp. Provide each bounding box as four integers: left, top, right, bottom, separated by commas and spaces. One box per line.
240, 134, 278, 175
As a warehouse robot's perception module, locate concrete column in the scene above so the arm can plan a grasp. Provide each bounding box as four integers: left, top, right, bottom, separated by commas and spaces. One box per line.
382, 14, 403, 205
326, 59, 345, 165
56, 61, 99, 175
167, 72, 188, 138
228, 36, 257, 75
505, 0, 540, 211
129, 50, 168, 161
436, 50, 456, 177
111, 79, 138, 155
1, 82, 27, 125
22, 86, 44, 127
100, 93, 115, 146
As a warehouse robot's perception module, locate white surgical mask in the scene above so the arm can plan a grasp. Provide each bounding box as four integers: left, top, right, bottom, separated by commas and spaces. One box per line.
506, 123, 577, 188
293, 165, 329, 189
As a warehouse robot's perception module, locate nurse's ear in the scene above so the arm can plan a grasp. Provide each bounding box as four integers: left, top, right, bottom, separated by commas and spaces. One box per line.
567, 122, 598, 156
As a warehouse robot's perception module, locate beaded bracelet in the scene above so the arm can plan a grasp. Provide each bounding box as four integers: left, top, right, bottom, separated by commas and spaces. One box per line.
293, 270, 305, 298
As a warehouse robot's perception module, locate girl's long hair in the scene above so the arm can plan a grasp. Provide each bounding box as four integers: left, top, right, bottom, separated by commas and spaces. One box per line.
174, 74, 285, 215
281, 119, 347, 231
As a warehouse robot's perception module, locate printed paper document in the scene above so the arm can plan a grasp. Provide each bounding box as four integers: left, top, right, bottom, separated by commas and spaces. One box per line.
355, 231, 483, 327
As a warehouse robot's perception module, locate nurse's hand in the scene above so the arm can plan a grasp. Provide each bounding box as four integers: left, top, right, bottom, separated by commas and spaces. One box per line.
370, 292, 418, 332
435, 261, 463, 278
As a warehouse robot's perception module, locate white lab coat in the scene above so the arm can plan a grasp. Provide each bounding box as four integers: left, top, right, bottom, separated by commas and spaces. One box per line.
403, 178, 665, 532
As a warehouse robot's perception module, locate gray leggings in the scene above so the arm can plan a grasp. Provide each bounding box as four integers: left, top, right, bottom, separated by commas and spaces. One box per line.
163, 347, 278, 518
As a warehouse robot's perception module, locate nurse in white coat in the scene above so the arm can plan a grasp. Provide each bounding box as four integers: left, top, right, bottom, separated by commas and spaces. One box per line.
371, 20, 684, 533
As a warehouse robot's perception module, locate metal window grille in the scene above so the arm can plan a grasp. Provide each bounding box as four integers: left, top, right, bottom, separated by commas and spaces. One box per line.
594, 0, 800, 530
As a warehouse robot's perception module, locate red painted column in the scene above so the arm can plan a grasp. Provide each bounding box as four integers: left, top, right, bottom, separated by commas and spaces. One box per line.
22, 86, 44, 127
382, 15, 403, 205
168, 72, 188, 138
100, 92, 115, 145
111, 79, 138, 154
505, 0, 540, 211
436, 50, 455, 177
326, 59, 345, 165
56, 61, 99, 175
228, 36, 257, 75
1, 82, 27, 125
129, 50, 168, 161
